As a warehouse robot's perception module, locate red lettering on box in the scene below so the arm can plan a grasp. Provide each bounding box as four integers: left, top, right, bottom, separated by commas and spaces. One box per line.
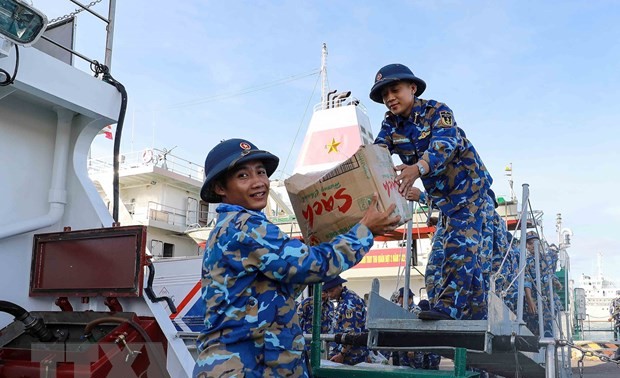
302, 188, 353, 229
382, 180, 399, 198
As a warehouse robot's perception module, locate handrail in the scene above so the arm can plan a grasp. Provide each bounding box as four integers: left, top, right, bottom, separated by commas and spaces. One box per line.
312, 96, 368, 114
89, 148, 204, 181
41, 0, 117, 70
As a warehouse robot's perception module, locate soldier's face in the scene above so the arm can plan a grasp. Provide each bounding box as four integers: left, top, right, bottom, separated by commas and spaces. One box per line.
526, 239, 536, 253
325, 285, 342, 300
381, 81, 416, 117
215, 160, 270, 211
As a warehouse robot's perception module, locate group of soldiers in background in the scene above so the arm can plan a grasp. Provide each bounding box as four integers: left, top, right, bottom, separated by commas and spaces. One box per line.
417, 187, 564, 338
296, 217, 566, 371
297, 279, 441, 369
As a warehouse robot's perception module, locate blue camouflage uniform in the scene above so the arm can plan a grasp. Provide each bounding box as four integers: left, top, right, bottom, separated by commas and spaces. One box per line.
480, 190, 509, 299
416, 191, 445, 305
375, 98, 492, 320
523, 248, 553, 337
539, 248, 556, 337
329, 286, 368, 365
297, 295, 334, 352
193, 203, 375, 378
545, 247, 563, 313
499, 234, 520, 313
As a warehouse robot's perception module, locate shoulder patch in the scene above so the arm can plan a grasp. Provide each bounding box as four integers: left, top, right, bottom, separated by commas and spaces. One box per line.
438, 111, 453, 127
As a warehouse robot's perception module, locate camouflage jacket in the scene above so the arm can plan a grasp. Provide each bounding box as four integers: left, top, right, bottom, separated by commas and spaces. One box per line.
298, 296, 334, 335
196, 203, 374, 365
329, 286, 368, 364
374, 98, 492, 216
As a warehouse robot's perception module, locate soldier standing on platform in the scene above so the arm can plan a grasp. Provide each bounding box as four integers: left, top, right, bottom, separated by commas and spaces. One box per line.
370, 63, 493, 320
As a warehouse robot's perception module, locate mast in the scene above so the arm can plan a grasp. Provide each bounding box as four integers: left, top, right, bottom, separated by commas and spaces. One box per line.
505, 163, 516, 201
597, 252, 603, 282
320, 43, 329, 110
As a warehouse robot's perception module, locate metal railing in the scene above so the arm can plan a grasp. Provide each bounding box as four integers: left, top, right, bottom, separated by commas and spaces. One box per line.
312, 96, 367, 114
138, 201, 188, 227
41, 0, 116, 70
89, 148, 204, 181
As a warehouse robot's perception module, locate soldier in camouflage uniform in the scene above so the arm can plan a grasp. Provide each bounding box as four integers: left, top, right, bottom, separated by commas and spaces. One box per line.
405, 187, 445, 305
523, 231, 553, 337
498, 232, 520, 313
370, 63, 493, 320
323, 276, 368, 365
297, 290, 334, 354
546, 244, 564, 313
192, 138, 401, 378
298, 291, 334, 335
480, 189, 509, 299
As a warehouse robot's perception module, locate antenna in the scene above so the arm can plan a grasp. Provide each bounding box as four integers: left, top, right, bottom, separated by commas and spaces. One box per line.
320, 43, 330, 110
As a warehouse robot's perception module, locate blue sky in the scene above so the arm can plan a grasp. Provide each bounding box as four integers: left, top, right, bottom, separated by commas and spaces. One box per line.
37, 1, 620, 284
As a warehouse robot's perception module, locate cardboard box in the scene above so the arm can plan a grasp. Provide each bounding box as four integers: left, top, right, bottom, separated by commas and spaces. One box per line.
284, 144, 411, 245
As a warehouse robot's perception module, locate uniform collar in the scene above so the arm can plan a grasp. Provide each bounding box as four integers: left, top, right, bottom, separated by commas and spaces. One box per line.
385, 97, 426, 125
216, 203, 267, 219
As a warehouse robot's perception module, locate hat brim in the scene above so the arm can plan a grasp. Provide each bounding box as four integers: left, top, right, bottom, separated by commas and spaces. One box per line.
322, 277, 347, 291
369, 76, 426, 103
200, 151, 279, 203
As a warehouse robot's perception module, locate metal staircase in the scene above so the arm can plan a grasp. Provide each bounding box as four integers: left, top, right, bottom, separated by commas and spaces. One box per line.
365, 279, 545, 378
310, 184, 573, 378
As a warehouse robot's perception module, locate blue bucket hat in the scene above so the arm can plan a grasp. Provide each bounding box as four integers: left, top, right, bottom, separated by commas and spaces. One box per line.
526, 231, 540, 242
322, 276, 347, 291
200, 138, 279, 203
369, 63, 426, 103
398, 287, 414, 299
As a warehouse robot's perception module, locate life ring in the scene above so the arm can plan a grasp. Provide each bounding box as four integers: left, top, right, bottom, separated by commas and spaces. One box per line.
142, 149, 154, 164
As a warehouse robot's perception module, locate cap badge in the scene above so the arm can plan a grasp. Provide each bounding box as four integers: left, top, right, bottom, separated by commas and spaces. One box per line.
375, 73, 382, 82
239, 142, 251, 150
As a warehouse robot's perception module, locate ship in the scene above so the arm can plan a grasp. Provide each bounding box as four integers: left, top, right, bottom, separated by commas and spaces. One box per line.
0, 2, 577, 377
578, 253, 620, 321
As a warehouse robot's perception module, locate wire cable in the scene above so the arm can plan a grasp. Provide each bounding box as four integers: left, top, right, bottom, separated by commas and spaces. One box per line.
91, 60, 128, 223
277, 70, 321, 179
163, 69, 320, 111
0, 44, 19, 86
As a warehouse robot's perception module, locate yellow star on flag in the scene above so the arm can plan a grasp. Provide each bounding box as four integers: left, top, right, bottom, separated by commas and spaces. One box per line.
327, 138, 341, 153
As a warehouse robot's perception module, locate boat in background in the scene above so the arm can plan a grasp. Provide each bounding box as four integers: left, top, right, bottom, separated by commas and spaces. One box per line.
89, 147, 204, 258
578, 253, 619, 321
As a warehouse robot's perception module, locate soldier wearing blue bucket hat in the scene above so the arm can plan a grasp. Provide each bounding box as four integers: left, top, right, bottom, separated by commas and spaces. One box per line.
193, 138, 402, 377
323, 276, 368, 365
370, 63, 494, 321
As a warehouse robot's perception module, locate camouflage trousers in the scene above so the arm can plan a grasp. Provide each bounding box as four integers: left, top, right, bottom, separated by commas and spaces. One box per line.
432, 197, 487, 320
425, 224, 445, 305
524, 297, 554, 337
193, 340, 308, 378
479, 201, 509, 297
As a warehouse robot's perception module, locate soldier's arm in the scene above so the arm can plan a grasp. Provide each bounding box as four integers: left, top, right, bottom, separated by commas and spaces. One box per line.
421, 105, 459, 176
373, 119, 394, 151
238, 214, 375, 284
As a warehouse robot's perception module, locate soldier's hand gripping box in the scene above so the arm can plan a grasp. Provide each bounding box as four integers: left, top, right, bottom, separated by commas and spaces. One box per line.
284, 144, 411, 245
